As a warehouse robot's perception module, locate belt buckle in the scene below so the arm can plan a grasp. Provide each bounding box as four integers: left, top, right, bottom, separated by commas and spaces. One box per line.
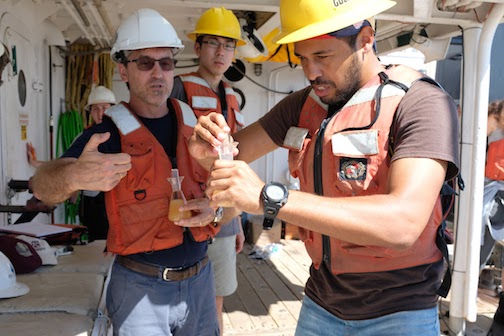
162, 265, 184, 281
162, 268, 170, 281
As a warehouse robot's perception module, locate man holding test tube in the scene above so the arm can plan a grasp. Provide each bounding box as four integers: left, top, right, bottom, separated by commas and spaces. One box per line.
170, 7, 245, 335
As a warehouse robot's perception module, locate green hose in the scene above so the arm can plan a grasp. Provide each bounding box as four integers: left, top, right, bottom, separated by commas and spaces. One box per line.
56, 109, 84, 224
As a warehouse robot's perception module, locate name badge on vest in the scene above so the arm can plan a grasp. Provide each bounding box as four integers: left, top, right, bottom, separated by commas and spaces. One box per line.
283, 127, 309, 151
332, 130, 378, 181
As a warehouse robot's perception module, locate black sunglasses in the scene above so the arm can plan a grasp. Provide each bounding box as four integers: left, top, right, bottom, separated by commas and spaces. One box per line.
126, 56, 177, 71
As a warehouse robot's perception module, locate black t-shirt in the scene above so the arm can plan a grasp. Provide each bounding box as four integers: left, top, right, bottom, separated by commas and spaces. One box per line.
63, 104, 207, 268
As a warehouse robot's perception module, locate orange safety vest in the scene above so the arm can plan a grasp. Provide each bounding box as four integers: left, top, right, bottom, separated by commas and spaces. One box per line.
104, 100, 219, 255
485, 138, 504, 181
288, 66, 443, 275
179, 72, 244, 132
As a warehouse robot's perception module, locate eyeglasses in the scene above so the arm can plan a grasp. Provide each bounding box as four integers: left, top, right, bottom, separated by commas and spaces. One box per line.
126, 56, 177, 71
201, 40, 236, 51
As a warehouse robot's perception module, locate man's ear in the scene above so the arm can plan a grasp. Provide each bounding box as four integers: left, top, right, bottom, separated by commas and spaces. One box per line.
358, 26, 375, 53
194, 42, 201, 58
118, 64, 128, 83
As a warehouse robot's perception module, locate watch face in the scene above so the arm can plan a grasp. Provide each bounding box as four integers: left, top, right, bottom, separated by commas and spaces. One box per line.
266, 185, 285, 201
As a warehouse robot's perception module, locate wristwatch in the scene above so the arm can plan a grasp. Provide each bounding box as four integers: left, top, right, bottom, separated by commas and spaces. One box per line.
212, 206, 224, 227
261, 182, 289, 230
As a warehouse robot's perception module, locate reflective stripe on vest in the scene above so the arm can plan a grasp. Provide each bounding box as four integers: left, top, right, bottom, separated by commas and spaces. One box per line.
105, 104, 141, 135
179, 72, 243, 130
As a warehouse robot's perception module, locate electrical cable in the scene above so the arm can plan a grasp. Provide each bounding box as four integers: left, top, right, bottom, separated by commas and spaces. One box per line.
230, 63, 293, 95
232, 87, 246, 110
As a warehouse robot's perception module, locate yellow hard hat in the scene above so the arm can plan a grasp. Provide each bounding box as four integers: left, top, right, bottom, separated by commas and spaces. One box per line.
187, 7, 246, 46
275, 0, 396, 44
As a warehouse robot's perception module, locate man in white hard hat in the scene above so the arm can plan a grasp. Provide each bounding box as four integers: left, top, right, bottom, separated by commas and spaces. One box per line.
170, 7, 245, 335
27, 85, 116, 168
188, 0, 459, 334
79, 85, 116, 241
85, 85, 117, 126
31, 8, 224, 335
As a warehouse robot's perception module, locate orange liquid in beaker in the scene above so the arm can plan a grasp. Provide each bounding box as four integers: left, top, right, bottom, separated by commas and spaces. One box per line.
168, 199, 192, 221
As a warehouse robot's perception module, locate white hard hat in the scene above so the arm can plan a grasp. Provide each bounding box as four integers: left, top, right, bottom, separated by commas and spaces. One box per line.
85, 86, 117, 110
0, 251, 29, 299
110, 8, 184, 63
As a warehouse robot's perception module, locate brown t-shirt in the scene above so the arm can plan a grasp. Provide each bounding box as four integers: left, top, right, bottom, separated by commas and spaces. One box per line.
258, 79, 460, 320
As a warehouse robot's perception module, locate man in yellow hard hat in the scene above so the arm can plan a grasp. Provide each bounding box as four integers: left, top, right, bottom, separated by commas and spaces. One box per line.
31, 8, 225, 335
188, 0, 459, 334
170, 7, 245, 335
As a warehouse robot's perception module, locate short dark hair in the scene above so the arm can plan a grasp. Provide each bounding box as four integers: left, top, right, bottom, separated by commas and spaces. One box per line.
195, 35, 205, 45
337, 34, 359, 51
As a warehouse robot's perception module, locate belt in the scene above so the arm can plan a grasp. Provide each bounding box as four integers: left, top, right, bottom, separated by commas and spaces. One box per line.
116, 255, 208, 281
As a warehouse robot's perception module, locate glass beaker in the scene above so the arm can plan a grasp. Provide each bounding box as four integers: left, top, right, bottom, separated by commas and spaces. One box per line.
167, 169, 192, 221
212, 138, 238, 207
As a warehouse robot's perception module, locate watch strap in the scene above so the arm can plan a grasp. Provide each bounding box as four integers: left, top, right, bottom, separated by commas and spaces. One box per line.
262, 217, 275, 230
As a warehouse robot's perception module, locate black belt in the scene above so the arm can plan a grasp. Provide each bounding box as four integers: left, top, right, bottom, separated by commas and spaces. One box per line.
116, 255, 208, 281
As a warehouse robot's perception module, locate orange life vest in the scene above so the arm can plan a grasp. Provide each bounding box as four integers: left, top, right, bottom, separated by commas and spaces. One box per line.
485, 138, 504, 180
288, 66, 443, 275
104, 100, 219, 255
179, 72, 244, 132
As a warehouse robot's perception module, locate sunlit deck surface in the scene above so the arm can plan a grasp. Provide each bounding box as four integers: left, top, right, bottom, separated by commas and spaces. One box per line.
223, 239, 499, 336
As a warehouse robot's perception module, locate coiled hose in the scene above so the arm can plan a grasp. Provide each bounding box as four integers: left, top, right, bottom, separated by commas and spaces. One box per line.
56, 109, 84, 224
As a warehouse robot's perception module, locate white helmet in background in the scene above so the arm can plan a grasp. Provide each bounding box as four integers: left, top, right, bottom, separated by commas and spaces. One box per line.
85, 86, 117, 110
110, 8, 184, 63
0, 251, 29, 299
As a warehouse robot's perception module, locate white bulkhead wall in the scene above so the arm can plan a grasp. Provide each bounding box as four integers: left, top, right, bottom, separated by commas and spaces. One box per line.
0, 3, 66, 226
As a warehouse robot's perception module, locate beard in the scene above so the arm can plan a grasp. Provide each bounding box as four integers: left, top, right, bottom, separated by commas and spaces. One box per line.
131, 79, 171, 108
311, 53, 361, 106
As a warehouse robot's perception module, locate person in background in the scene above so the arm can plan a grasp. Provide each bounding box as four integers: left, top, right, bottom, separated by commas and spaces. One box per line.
85, 85, 117, 126
27, 85, 116, 241
26, 85, 116, 168
481, 99, 504, 336
188, 0, 459, 334
80, 85, 117, 241
30, 8, 227, 335
169, 7, 245, 335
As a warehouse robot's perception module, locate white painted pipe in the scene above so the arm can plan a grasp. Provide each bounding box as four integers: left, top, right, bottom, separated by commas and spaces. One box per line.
465, 2, 504, 321
448, 24, 480, 335
449, 3, 504, 335
60, 0, 95, 46
86, 2, 110, 42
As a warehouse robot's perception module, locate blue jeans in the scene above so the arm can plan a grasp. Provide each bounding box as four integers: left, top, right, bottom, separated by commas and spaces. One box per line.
106, 259, 219, 336
295, 295, 440, 336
